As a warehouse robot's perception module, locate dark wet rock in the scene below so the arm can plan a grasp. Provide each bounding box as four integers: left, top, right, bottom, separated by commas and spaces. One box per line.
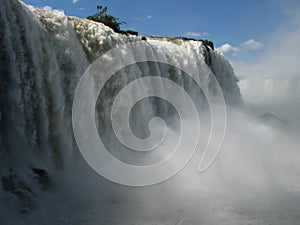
12, 189, 37, 212
199, 39, 214, 50
124, 30, 138, 36
1, 169, 36, 212
31, 168, 51, 191
1, 175, 15, 191
175, 36, 197, 41
258, 113, 287, 127
1, 170, 32, 193
202, 47, 212, 65
118, 29, 138, 36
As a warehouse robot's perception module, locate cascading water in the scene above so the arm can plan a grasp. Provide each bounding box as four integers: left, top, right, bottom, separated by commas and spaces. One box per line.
239, 76, 300, 127
0, 0, 88, 166
0, 0, 240, 178
239, 76, 300, 103
1, 0, 300, 225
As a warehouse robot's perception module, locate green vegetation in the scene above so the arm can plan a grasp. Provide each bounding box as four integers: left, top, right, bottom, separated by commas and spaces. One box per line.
86, 4, 126, 32
170, 39, 181, 45
148, 36, 182, 45
86, 2, 215, 50
174, 36, 197, 41
119, 30, 139, 36
124, 30, 138, 36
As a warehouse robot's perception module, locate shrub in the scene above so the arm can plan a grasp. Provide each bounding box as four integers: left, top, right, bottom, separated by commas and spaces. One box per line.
124, 30, 138, 36
87, 5, 126, 32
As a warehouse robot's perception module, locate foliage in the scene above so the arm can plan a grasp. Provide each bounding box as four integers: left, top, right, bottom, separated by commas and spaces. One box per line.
170, 39, 181, 45
173, 37, 215, 50
86, 5, 126, 32
124, 30, 138, 36
119, 30, 139, 36
174, 36, 197, 41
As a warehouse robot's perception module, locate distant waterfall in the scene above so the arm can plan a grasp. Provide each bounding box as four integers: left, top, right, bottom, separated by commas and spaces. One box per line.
239, 76, 300, 103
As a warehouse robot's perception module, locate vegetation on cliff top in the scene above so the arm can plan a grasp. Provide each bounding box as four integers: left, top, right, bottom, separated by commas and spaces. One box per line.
86, 4, 126, 32
86, 2, 214, 50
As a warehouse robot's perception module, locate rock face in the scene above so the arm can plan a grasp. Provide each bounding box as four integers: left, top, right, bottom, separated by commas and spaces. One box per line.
2, 169, 34, 213
1, 167, 52, 215
31, 168, 51, 191
2, 172, 15, 192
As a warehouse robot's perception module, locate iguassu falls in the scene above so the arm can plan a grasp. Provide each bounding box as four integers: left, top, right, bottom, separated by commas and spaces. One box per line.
0, 0, 300, 224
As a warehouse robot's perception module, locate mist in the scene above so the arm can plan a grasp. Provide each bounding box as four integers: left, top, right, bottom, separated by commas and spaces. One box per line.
3, 100, 299, 225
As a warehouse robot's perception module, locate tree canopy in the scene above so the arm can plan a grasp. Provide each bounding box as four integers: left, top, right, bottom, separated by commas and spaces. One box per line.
86, 5, 126, 32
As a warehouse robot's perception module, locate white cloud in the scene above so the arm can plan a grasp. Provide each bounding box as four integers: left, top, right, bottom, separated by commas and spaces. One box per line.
134, 15, 153, 21
185, 32, 209, 37
73, 0, 79, 3
229, 2, 300, 79
217, 43, 239, 53
79, 7, 84, 11
217, 39, 263, 55
233, 26, 300, 78
241, 39, 264, 50
42, 5, 52, 11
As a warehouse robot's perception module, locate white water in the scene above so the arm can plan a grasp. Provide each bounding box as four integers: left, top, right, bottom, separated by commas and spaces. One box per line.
239, 76, 300, 103
0, 0, 300, 224
239, 76, 300, 128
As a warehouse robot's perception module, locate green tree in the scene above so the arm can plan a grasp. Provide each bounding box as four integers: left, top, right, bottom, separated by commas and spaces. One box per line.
87, 5, 126, 32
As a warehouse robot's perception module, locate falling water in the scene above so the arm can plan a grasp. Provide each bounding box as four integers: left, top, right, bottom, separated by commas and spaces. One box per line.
1, 1, 300, 225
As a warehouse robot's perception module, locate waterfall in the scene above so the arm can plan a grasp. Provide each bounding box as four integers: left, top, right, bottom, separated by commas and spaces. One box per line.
0, 0, 88, 168
0, 0, 240, 169
239, 76, 300, 103
238, 76, 300, 125
0, 0, 244, 223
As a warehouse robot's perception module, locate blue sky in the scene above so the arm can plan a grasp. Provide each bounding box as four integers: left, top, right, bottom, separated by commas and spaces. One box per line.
22, 0, 300, 78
